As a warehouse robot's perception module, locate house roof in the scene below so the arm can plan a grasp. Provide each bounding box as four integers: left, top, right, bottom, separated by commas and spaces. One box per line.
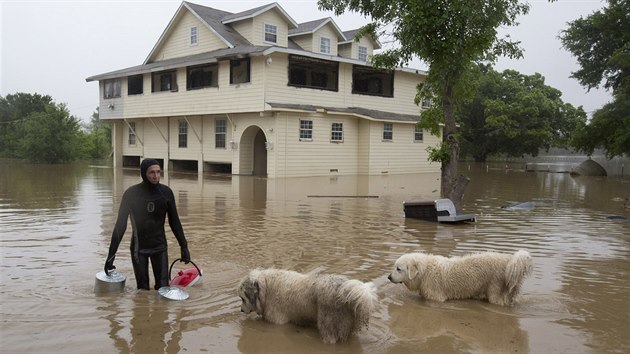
87, 45, 270, 82
88, 1, 425, 82
222, 2, 298, 28
289, 18, 345, 41
340, 29, 382, 49
86, 43, 426, 82
145, 2, 240, 63
266, 102, 420, 123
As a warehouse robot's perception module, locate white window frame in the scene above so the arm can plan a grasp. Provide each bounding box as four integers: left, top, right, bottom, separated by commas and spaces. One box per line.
128, 122, 136, 146
104, 79, 121, 99
264, 23, 277, 43
383, 123, 393, 141
190, 26, 198, 46
358, 45, 368, 61
414, 126, 424, 142
299, 119, 313, 141
215, 118, 227, 148
320, 36, 331, 54
178, 120, 188, 148
421, 98, 431, 109
331, 122, 343, 143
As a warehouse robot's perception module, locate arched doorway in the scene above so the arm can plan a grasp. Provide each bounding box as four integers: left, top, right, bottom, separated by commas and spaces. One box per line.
253, 129, 267, 176
239, 125, 267, 176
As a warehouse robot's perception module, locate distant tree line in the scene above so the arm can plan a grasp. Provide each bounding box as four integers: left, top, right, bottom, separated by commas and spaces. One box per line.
0, 93, 110, 163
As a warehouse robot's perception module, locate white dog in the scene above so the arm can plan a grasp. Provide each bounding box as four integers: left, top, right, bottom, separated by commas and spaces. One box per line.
237, 268, 377, 344
388, 250, 532, 306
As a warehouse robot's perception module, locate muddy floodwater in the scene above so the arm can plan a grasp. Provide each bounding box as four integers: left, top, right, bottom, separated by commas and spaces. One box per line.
1, 159, 629, 353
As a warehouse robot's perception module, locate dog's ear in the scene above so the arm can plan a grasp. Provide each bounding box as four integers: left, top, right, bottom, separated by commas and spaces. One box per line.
247, 279, 259, 306
252, 280, 265, 315
408, 262, 419, 279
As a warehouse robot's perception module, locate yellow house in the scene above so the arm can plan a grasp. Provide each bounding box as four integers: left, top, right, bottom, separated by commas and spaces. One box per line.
86, 1, 440, 178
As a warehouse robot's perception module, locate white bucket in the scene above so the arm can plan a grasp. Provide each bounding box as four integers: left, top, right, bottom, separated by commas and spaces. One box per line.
94, 271, 126, 294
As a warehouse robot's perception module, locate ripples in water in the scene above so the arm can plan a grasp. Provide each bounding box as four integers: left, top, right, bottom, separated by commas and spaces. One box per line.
1, 163, 629, 353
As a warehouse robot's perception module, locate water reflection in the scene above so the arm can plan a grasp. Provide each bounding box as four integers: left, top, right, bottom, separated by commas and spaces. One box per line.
0, 159, 628, 353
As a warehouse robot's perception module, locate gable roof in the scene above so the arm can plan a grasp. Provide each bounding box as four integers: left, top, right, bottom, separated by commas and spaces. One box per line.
221, 2, 298, 29
340, 29, 382, 49
144, 2, 301, 64
289, 17, 345, 41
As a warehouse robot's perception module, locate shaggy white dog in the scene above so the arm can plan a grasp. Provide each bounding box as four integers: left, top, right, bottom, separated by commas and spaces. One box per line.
237, 268, 377, 344
388, 250, 533, 306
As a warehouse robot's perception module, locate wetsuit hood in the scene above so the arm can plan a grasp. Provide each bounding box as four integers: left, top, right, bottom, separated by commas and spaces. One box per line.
140, 159, 160, 184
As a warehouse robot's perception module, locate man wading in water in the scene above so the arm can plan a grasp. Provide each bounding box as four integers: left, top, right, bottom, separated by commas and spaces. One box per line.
104, 159, 191, 290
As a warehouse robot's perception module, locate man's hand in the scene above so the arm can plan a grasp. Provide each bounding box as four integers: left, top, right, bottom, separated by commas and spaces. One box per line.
180, 247, 191, 264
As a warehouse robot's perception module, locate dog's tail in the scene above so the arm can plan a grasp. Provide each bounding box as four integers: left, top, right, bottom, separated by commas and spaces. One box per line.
505, 250, 533, 294
339, 280, 377, 328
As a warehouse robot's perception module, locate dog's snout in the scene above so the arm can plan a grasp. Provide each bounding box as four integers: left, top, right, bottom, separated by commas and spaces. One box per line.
387, 274, 392, 281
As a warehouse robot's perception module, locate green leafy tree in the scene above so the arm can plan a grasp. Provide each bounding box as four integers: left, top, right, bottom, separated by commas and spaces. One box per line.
0, 93, 54, 156
18, 103, 82, 163
318, 0, 530, 208
560, 0, 630, 157
460, 65, 587, 162
81, 108, 112, 159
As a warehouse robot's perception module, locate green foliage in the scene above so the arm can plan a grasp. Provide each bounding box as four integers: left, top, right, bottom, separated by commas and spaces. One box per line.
570, 98, 630, 158
426, 142, 451, 164
560, 0, 630, 157
0, 92, 110, 163
459, 65, 587, 162
82, 108, 112, 159
0, 93, 54, 156
18, 104, 81, 163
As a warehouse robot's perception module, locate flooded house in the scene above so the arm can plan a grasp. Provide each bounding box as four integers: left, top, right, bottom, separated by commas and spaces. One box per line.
86, 1, 440, 177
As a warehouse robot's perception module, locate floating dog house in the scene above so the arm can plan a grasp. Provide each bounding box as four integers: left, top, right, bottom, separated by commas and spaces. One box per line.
404, 198, 476, 223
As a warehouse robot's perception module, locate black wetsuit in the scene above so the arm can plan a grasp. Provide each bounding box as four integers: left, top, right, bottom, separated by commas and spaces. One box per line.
105, 178, 188, 290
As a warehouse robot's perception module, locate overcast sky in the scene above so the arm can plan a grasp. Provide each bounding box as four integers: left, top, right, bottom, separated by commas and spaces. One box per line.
1, 0, 612, 122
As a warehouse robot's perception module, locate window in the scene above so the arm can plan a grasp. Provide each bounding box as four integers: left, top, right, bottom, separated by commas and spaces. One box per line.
128, 75, 143, 95
104, 79, 121, 99
320, 37, 331, 54
152, 70, 177, 92
358, 45, 368, 61
421, 99, 431, 109
190, 26, 198, 46
187, 64, 218, 90
331, 123, 343, 142
230, 58, 250, 84
352, 65, 394, 97
264, 23, 277, 43
178, 120, 188, 148
288, 55, 338, 91
414, 126, 424, 142
215, 119, 226, 148
299, 119, 313, 140
128, 122, 136, 145
383, 123, 393, 141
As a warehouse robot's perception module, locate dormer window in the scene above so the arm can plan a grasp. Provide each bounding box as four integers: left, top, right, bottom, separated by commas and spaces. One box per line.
320, 37, 331, 54
358, 45, 368, 61
264, 23, 277, 43
190, 26, 198, 46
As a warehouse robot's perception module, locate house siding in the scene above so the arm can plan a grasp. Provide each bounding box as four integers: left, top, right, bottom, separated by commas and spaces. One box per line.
251, 10, 289, 47
91, 2, 440, 178
314, 24, 339, 56
152, 11, 228, 62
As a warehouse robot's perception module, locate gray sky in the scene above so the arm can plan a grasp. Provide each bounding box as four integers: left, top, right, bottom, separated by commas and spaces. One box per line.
1, 0, 612, 122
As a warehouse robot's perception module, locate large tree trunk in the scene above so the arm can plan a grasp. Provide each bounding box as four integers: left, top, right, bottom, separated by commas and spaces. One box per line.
440, 83, 468, 212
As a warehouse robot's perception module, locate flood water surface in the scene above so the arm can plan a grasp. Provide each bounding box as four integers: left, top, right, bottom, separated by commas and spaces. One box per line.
1, 160, 629, 353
